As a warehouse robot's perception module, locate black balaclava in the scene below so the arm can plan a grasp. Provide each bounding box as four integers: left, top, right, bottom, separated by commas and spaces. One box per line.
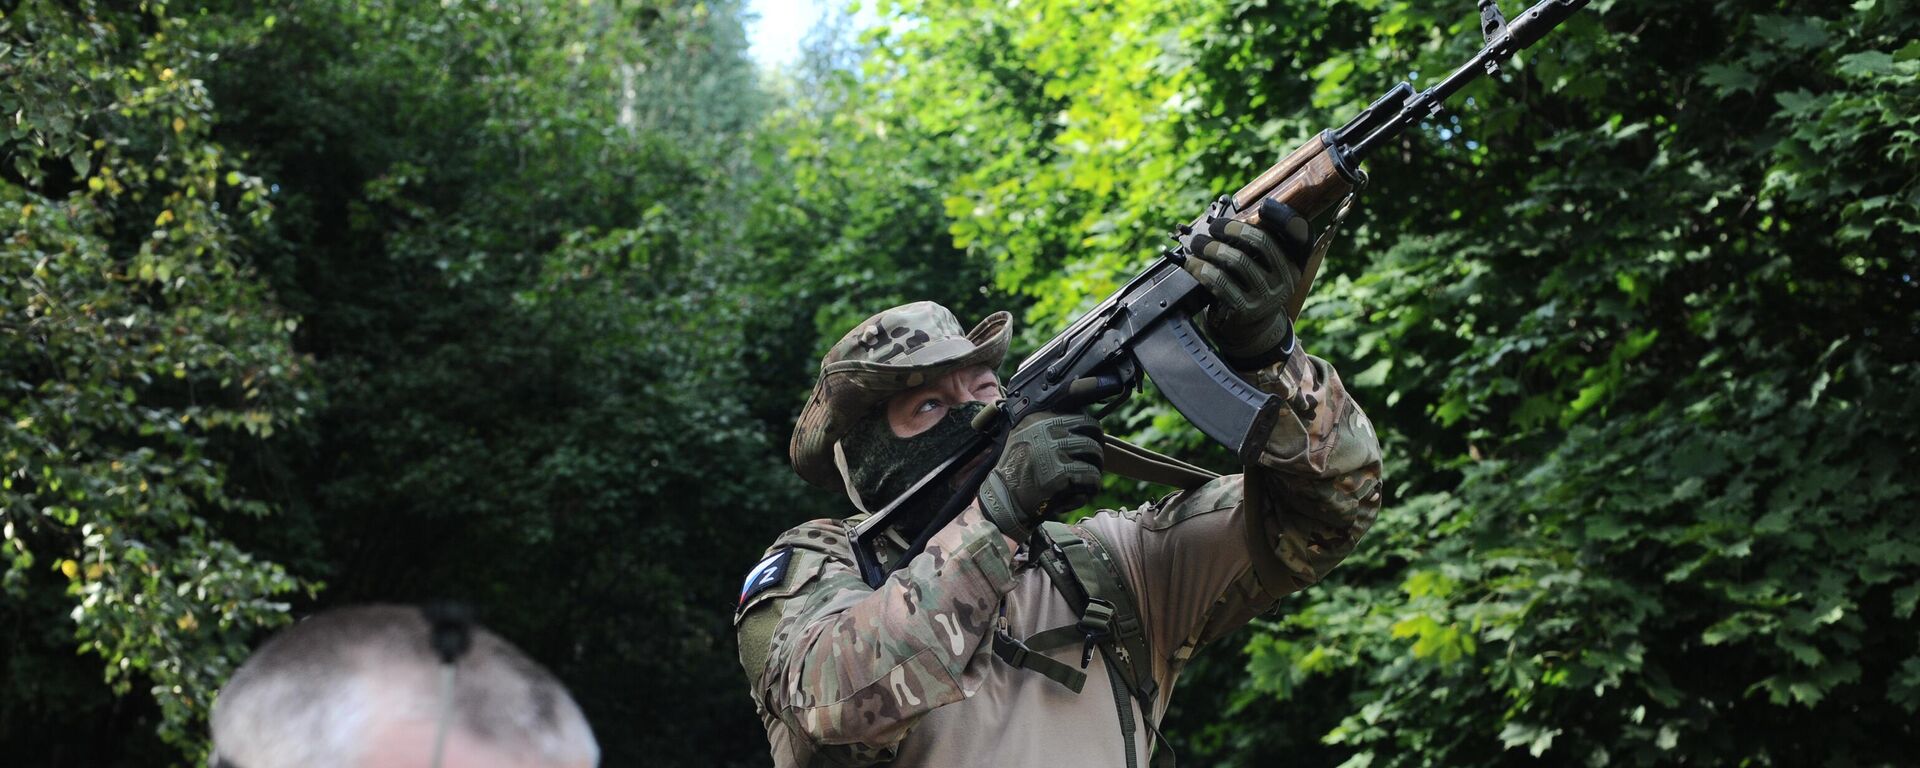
839, 400, 988, 540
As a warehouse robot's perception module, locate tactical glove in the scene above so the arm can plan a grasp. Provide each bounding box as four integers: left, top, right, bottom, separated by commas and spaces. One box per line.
1184, 199, 1310, 369
976, 411, 1104, 543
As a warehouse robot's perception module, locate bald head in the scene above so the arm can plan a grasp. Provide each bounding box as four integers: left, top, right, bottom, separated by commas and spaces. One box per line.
210, 605, 598, 768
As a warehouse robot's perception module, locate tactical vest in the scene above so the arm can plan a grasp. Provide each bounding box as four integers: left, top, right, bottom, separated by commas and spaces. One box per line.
992, 521, 1174, 768
983, 435, 1217, 768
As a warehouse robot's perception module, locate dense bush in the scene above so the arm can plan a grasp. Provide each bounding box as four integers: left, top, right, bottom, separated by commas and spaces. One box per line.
4, 0, 1913, 765
848, 0, 1920, 764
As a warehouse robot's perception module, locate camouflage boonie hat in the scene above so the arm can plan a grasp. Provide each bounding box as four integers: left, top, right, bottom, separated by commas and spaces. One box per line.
790, 302, 1012, 490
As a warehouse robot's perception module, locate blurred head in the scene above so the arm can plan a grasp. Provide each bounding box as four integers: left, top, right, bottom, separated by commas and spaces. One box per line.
210, 605, 598, 768
788, 302, 1012, 518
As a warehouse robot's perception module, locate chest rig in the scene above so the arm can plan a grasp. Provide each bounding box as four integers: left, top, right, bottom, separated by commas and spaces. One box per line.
987, 436, 1221, 768
990, 521, 1172, 768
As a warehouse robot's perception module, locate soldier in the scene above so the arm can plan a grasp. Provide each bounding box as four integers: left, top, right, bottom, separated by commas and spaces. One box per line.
735, 212, 1383, 767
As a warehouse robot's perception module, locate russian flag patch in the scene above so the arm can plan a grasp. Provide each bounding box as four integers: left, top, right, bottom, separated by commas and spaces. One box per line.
739, 546, 794, 607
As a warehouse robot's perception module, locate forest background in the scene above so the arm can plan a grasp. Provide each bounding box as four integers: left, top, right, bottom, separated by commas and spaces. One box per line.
3, 0, 1916, 765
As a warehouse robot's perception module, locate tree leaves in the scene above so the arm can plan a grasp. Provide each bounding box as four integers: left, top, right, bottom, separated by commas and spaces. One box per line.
829, 0, 1920, 765
2, 2, 307, 759
8, 0, 1918, 765
1701, 63, 1761, 96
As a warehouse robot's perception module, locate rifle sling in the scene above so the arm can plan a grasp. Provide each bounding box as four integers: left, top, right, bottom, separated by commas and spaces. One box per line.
1100, 435, 1219, 490
990, 437, 1211, 765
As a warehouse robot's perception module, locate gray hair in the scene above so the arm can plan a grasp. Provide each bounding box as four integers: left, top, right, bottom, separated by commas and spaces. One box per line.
210, 604, 599, 768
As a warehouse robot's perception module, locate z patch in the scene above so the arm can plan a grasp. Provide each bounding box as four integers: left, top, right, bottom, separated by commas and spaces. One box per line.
738, 546, 795, 608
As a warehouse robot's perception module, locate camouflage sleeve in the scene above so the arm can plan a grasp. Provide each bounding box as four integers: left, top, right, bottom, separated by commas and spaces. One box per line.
1078, 343, 1383, 685
1241, 346, 1385, 600
749, 506, 1016, 756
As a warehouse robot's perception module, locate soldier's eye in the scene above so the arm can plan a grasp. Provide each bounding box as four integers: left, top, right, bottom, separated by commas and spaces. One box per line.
916, 399, 942, 414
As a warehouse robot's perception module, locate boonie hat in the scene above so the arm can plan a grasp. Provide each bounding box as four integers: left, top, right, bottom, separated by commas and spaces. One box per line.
789, 301, 1011, 490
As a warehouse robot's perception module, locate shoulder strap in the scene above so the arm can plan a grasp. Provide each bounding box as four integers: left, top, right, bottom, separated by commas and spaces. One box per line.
769, 517, 862, 566
991, 619, 1088, 693
1036, 522, 1156, 701
1033, 522, 1175, 768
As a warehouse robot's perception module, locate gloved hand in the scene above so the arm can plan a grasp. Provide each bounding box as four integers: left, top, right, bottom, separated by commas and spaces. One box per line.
976, 411, 1104, 543
1183, 198, 1310, 369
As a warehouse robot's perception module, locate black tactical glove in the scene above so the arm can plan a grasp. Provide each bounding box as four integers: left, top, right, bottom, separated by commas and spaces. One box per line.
976, 411, 1104, 543
1183, 198, 1311, 369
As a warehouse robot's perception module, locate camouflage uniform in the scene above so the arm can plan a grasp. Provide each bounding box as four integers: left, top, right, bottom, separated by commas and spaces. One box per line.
737, 302, 1382, 767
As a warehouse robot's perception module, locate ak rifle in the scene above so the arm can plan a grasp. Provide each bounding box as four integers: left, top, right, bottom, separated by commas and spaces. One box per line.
851, 0, 1592, 587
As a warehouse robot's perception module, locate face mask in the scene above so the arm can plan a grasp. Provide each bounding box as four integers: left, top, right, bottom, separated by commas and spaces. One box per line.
839, 400, 988, 539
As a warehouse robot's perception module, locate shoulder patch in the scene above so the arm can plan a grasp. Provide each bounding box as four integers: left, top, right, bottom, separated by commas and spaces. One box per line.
738, 546, 795, 608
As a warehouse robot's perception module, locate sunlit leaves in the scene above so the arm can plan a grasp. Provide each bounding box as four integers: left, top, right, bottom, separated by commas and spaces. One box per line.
1, 0, 306, 757
839, 0, 1920, 765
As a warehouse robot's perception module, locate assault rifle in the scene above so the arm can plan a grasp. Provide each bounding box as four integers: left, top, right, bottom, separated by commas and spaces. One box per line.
852, 0, 1591, 587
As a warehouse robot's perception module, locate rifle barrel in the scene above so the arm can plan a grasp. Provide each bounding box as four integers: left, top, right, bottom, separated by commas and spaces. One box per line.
1343, 0, 1589, 161
1331, 82, 1414, 148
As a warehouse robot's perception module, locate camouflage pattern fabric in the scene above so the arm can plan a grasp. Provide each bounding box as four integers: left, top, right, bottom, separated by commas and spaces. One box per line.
1244, 347, 1383, 596
736, 509, 1013, 766
737, 342, 1382, 767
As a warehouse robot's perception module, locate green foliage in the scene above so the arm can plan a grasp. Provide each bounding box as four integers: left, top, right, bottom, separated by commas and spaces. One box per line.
6, 0, 800, 763
201, 1, 796, 765
6, 0, 1916, 765
835, 0, 1920, 764
1, 1, 304, 758
749, 12, 1003, 348
867, 0, 1226, 328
